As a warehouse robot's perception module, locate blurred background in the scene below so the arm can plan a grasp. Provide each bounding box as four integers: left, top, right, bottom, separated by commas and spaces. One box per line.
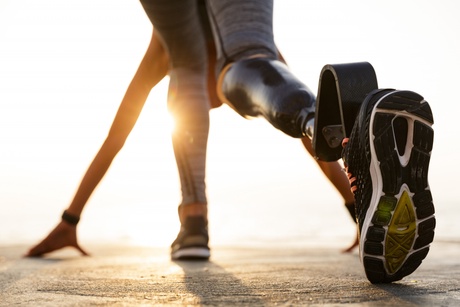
0, 0, 458, 249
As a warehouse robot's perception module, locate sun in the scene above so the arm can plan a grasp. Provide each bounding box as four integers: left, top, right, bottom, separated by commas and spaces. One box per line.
165, 111, 177, 134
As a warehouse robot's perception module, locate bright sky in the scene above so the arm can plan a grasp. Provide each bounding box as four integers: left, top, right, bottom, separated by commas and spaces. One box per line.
0, 0, 458, 246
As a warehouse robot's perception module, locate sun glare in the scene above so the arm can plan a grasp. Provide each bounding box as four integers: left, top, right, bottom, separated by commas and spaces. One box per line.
165, 111, 176, 135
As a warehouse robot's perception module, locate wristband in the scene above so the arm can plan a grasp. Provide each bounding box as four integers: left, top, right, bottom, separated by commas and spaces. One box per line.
62, 210, 80, 226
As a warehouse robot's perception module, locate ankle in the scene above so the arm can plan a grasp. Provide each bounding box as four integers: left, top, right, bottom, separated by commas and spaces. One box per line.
179, 203, 207, 224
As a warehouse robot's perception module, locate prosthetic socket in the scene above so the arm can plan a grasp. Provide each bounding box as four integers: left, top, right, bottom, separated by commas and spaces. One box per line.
219, 58, 316, 138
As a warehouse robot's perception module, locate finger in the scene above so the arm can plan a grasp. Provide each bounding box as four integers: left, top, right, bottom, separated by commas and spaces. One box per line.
25, 243, 47, 257
74, 244, 90, 256
342, 238, 359, 253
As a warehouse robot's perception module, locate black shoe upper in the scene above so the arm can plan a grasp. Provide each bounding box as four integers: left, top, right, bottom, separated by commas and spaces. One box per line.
171, 216, 209, 251
342, 89, 395, 233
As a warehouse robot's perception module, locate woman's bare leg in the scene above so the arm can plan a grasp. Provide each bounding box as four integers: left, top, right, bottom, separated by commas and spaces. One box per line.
26, 32, 169, 257
301, 137, 358, 252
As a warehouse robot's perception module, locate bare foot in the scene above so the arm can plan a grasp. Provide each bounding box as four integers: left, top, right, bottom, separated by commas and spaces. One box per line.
26, 221, 89, 257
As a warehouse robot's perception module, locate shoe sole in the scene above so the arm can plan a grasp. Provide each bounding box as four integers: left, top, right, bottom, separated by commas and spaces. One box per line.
361, 90, 435, 283
171, 247, 210, 261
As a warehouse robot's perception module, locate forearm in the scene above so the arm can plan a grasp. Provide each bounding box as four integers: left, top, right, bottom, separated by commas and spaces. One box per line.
66, 139, 122, 216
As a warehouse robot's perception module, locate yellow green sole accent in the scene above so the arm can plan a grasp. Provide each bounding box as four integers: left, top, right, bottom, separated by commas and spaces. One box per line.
384, 190, 417, 273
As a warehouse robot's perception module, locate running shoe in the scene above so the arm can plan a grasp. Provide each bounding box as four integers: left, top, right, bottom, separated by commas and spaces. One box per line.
171, 216, 210, 260
343, 89, 435, 283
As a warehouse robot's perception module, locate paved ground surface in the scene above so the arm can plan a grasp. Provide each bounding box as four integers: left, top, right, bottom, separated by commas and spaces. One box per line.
1, 240, 459, 306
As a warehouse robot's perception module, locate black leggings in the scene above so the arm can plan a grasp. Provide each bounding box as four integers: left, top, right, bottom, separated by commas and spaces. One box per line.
139, 0, 277, 206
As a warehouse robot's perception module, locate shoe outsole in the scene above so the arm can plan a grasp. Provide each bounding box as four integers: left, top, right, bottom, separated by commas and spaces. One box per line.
170, 216, 210, 261
361, 90, 435, 283
171, 247, 210, 261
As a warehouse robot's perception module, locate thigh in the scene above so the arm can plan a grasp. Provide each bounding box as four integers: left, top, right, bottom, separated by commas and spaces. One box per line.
206, 0, 277, 69
140, 0, 207, 70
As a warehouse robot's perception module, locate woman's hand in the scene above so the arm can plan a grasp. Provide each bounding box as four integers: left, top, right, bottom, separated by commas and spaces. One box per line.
26, 221, 89, 257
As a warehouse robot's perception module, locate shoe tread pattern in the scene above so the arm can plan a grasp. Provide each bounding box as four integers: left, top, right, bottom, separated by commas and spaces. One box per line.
364, 90, 435, 283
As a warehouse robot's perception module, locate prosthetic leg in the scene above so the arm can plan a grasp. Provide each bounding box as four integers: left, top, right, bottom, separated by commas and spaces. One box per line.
313, 62, 378, 161
218, 58, 316, 138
